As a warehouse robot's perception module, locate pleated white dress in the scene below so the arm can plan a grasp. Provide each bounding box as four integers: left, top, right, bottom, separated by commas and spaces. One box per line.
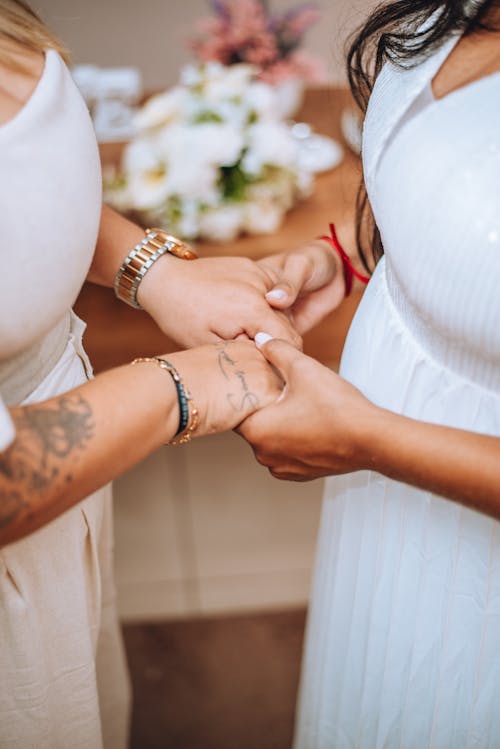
294, 36, 500, 749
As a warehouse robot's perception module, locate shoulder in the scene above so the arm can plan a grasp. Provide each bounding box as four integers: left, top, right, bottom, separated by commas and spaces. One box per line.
0, 37, 45, 126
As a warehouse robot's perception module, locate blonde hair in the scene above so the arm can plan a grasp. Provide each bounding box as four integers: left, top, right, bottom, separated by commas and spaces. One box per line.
0, 0, 69, 70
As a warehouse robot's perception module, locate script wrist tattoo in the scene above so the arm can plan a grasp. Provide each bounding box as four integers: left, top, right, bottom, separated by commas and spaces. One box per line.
216, 343, 260, 413
0, 394, 94, 529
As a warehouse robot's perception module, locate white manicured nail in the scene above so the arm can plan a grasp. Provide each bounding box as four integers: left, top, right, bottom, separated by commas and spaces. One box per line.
266, 289, 287, 301
255, 332, 274, 348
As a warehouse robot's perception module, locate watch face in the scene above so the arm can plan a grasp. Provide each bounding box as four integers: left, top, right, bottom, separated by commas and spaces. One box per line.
149, 229, 198, 260
168, 243, 198, 261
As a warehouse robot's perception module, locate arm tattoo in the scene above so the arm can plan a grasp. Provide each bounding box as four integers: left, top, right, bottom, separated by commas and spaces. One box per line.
216, 343, 260, 412
0, 394, 94, 529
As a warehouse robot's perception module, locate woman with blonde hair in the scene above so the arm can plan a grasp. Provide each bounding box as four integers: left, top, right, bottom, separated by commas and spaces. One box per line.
0, 1, 317, 746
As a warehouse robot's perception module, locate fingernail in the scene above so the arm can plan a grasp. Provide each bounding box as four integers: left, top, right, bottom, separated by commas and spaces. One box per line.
255, 332, 274, 348
266, 289, 287, 301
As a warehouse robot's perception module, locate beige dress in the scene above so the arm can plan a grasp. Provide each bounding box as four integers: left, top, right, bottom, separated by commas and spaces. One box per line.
0, 50, 130, 748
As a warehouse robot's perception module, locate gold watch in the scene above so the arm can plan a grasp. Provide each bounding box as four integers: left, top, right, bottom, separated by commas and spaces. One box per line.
114, 227, 197, 309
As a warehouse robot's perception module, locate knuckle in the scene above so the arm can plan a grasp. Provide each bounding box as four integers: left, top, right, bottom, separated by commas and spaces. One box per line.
289, 355, 306, 376
255, 451, 272, 467
290, 252, 314, 281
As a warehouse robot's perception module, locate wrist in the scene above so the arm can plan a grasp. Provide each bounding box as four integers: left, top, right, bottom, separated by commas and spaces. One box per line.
130, 355, 202, 445
355, 405, 400, 474
312, 237, 344, 288
125, 358, 181, 445
135, 249, 177, 311
318, 224, 371, 297
114, 228, 197, 310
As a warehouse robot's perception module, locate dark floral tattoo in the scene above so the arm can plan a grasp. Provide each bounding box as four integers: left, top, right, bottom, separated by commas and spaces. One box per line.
0, 394, 94, 529
216, 343, 260, 412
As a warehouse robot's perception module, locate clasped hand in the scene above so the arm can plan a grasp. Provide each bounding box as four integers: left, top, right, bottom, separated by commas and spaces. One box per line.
137, 237, 344, 348
142, 235, 374, 471
237, 335, 377, 481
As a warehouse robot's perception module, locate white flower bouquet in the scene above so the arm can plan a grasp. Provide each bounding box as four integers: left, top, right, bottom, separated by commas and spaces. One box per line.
105, 62, 313, 241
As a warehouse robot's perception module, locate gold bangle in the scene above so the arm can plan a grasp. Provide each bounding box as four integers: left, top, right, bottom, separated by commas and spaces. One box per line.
131, 356, 199, 445
115, 228, 197, 309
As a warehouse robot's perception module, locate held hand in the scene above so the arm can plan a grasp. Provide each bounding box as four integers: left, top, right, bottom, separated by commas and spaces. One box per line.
138, 254, 302, 349
167, 340, 284, 438
258, 238, 345, 334
237, 335, 379, 481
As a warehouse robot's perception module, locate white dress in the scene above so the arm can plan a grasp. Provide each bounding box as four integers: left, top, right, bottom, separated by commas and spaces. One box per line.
294, 36, 500, 749
0, 51, 130, 748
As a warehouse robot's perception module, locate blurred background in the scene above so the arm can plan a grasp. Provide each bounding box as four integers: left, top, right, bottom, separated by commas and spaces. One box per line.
35, 1, 378, 747
37, 0, 377, 88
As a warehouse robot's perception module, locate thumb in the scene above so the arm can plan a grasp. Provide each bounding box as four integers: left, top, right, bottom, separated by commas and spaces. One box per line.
254, 332, 303, 383
265, 281, 299, 309
264, 253, 312, 309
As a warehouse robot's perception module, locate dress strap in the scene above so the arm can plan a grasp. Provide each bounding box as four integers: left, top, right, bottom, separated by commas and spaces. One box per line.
363, 33, 460, 190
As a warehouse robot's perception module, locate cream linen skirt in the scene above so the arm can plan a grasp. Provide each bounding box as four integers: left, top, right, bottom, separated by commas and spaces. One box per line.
0, 314, 131, 749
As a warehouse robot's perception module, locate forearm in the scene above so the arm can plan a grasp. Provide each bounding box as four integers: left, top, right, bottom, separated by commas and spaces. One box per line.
362, 409, 500, 517
0, 337, 282, 546
0, 361, 178, 546
86, 203, 145, 287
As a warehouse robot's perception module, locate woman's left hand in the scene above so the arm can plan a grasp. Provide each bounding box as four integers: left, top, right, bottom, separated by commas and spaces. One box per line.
257, 238, 345, 334
238, 334, 378, 481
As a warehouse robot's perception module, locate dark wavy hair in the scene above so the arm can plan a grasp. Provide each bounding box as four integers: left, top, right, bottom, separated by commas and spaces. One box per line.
347, 0, 500, 272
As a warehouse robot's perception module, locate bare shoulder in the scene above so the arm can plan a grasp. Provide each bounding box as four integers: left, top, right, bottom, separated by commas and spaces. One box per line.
0, 36, 44, 126
432, 13, 500, 100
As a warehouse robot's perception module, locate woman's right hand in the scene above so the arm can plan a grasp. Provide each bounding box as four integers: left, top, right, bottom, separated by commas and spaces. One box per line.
166, 340, 284, 438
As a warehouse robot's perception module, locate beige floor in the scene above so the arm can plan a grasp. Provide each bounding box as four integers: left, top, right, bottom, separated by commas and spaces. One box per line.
113, 430, 324, 621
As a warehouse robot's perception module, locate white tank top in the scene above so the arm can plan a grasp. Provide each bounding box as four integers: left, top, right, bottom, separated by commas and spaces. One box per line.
0, 49, 102, 448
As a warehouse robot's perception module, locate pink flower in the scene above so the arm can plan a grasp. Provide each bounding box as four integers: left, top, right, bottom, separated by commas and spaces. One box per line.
188, 0, 324, 82
281, 6, 321, 37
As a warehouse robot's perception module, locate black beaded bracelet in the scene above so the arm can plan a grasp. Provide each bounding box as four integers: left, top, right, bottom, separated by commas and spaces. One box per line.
158, 358, 189, 436
131, 357, 199, 444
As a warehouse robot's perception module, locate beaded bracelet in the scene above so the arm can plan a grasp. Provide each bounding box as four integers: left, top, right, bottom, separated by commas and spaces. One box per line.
131, 356, 199, 445
317, 223, 371, 297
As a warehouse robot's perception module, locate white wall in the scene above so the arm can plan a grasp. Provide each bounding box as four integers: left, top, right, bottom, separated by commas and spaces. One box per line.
34, 0, 379, 90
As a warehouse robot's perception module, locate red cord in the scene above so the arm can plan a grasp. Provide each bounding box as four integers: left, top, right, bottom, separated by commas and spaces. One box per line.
318, 223, 370, 297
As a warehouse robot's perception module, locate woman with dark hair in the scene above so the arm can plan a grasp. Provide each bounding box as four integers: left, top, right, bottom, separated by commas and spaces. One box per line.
241, 1, 500, 745
0, 1, 308, 746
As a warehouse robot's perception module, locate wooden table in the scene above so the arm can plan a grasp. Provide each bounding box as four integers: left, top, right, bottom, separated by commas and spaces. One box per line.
74, 87, 364, 372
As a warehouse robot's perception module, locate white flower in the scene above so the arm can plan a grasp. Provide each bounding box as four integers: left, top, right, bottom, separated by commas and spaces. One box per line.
202, 63, 256, 102
198, 205, 244, 241
242, 122, 298, 175
134, 87, 187, 131
166, 157, 219, 203
126, 168, 171, 210
108, 60, 315, 243
246, 82, 279, 121
243, 201, 284, 235
246, 172, 296, 210
123, 138, 159, 174
157, 122, 244, 168
295, 170, 314, 199
180, 64, 203, 88
192, 98, 249, 130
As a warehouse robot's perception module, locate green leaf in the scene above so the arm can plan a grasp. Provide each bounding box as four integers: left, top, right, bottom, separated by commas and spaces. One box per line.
192, 110, 224, 124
